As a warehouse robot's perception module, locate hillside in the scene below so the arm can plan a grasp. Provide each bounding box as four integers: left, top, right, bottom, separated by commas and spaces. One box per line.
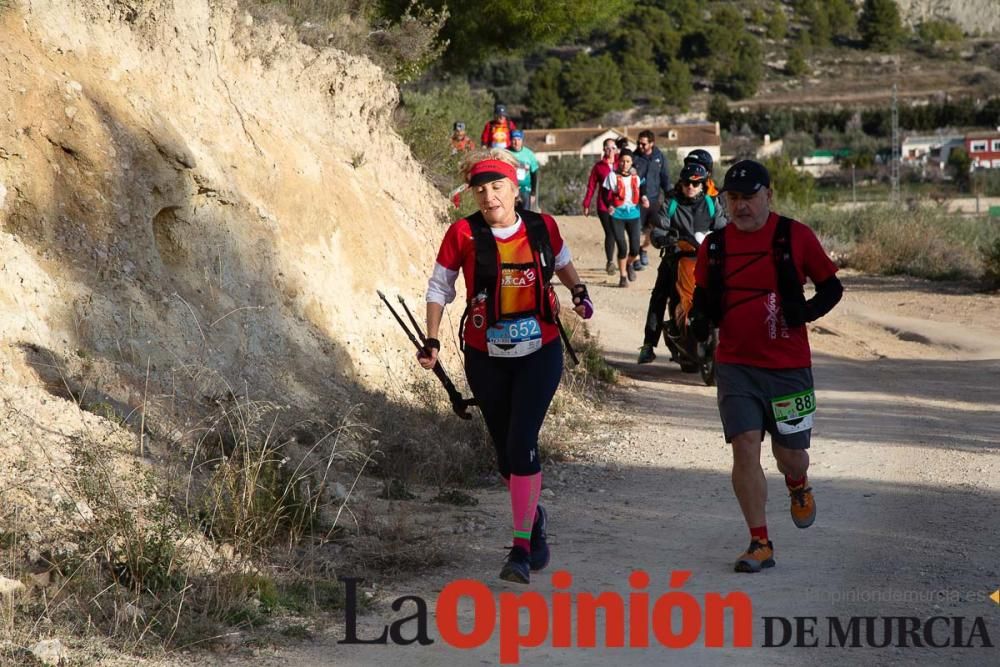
0, 0, 454, 653
897, 0, 1000, 34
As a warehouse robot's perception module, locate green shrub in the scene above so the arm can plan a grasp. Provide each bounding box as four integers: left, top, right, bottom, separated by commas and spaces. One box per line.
396, 79, 493, 196
982, 236, 1000, 288
763, 155, 815, 206
785, 48, 809, 77
537, 156, 592, 216
917, 19, 964, 44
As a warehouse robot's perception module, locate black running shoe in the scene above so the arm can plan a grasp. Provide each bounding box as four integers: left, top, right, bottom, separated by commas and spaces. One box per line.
637, 344, 656, 364
529, 505, 550, 571
499, 546, 531, 584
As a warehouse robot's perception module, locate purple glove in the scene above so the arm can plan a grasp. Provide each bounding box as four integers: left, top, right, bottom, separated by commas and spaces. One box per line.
571, 284, 594, 319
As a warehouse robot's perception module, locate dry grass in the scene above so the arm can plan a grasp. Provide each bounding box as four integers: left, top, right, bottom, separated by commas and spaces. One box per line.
794, 203, 1000, 283
0, 353, 380, 657
0, 306, 617, 660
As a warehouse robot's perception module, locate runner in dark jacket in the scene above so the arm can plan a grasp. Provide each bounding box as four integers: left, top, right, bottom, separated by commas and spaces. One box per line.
638, 162, 724, 364
633, 130, 671, 271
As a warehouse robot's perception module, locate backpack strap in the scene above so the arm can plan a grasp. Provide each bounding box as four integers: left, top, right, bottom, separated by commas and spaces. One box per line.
772, 216, 805, 317
468, 212, 502, 327
521, 210, 556, 322
705, 227, 726, 326
667, 199, 677, 218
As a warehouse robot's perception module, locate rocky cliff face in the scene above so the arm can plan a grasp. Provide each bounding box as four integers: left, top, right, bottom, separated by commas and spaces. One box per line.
1, 0, 448, 403
0, 0, 448, 547
896, 0, 1000, 34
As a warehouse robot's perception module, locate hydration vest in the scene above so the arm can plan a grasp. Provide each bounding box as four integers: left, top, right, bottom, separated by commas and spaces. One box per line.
667, 194, 716, 219
704, 216, 806, 326
613, 173, 641, 206
466, 209, 556, 330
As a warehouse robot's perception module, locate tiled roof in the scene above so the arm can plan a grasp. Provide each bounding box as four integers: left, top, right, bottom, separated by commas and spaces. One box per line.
519, 127, 610, 153
521, 123, 720, 154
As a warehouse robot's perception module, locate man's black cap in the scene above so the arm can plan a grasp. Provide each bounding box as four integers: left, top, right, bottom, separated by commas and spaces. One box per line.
721, 159, 771, 194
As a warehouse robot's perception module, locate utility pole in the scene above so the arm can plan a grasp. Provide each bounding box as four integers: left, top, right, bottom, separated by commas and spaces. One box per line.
890, 59, 901, 204
852, 163, 857, 205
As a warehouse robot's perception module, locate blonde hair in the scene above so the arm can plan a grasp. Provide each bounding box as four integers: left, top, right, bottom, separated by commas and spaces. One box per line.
459, 148, 520, 183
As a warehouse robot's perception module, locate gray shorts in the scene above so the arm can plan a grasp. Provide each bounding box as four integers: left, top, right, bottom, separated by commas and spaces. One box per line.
716, 363, 814, 449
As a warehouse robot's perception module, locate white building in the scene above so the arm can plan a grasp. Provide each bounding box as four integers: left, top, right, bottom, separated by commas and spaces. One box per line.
901, 134, 964, 168
521, 122, 722, 168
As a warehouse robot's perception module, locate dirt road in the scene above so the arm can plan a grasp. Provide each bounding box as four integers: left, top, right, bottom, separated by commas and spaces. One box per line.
248, 215, 999, 666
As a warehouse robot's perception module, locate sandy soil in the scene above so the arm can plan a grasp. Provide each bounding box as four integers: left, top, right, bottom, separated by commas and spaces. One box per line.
198, 215, 999, 666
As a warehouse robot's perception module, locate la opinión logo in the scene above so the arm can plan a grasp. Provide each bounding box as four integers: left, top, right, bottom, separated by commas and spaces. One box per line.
339, 570, 753, 664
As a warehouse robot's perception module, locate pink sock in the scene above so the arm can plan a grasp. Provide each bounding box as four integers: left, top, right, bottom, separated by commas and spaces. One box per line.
509, 472, 541, 552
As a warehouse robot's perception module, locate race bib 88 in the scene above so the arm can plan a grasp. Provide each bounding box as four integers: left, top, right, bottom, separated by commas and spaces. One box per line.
771, 388, 816, 435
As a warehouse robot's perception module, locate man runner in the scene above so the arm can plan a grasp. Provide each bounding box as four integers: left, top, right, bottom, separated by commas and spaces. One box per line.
633, 129, 671, 271
690, 160, 844, 573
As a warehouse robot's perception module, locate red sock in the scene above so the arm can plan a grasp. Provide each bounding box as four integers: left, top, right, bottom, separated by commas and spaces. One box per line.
750, 525, 769, 543
785, 474, 806, 488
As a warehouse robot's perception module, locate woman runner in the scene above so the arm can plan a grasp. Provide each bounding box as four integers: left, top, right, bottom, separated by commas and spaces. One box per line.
420, 149, 594, 584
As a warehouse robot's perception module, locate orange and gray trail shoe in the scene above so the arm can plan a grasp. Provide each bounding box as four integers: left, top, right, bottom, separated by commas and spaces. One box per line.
734, 539, 775, 573
788, 482, 816, 529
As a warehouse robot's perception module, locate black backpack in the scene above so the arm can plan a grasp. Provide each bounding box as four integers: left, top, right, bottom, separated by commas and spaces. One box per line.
704, 216, 806, 326
466, 209, 556, 328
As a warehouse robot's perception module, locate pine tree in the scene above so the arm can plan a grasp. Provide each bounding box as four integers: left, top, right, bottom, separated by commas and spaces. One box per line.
807, 2, 832, 48
719, 34, 763, 100
661, 59, 693, 109
560, 53, 625, 123
826, 0, 858, 39
859, 0, 904, 51
527, 59, 569, 128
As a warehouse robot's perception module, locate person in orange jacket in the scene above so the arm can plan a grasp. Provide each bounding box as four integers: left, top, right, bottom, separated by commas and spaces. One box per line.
451, 121, 475, 154
481, 103, 517, 150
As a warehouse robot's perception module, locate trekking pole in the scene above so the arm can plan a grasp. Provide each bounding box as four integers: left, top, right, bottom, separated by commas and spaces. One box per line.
377, 291, 476, 420
397, 294, 429, 343
557, 317, 580, 366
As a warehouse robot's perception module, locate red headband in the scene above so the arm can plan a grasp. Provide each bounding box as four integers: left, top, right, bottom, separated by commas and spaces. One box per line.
468, 159, 517, 186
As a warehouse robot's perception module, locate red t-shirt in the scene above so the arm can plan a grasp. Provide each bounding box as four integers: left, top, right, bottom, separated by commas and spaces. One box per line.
435, 215, 565, 353
695, 213, 838, 369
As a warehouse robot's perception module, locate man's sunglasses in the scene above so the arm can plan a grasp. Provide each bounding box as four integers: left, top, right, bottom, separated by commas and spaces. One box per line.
681, 179, 704, 187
